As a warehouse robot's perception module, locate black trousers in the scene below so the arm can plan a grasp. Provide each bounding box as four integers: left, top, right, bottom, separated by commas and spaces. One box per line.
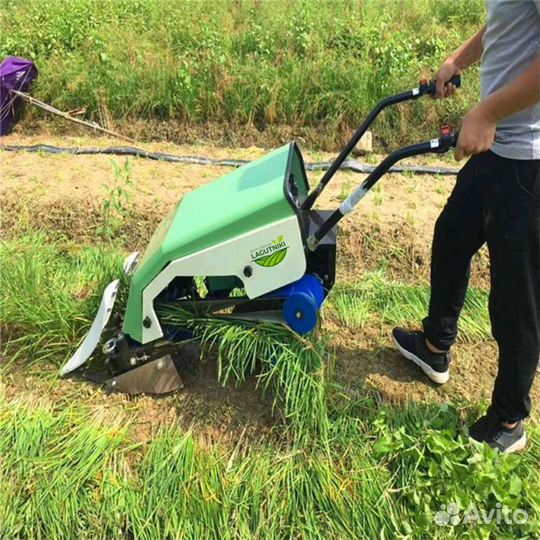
423, 151, 539, 422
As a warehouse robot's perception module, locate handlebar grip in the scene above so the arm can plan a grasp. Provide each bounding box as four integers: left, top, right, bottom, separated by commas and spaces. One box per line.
428, 74, 461, 95
448, 131, 459, 148
420, 75, 461, 96
448, 75, 461, 88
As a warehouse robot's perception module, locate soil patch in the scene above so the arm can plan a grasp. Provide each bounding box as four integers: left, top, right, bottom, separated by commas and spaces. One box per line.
322, 312, 539, 412
1, 358, 275, 447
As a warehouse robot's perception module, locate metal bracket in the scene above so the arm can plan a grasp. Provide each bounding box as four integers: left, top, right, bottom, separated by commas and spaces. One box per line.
106, 354, 184, 395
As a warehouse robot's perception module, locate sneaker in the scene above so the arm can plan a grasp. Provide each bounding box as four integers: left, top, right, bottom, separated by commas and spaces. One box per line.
392, 327, 450, 384
469, 409, 527, 454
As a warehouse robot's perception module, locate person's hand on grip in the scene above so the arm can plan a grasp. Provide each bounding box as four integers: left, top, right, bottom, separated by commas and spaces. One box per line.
454, 104, 496, 161
434, 60, 461, 99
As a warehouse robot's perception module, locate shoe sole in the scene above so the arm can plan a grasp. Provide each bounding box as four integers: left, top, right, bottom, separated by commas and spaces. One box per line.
469, 432, 527, 454
502, 432, 527, 454
393, 337, 449, 384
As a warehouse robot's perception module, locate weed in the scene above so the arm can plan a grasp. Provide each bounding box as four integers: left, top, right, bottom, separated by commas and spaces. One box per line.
96, 159, 133, 240
365, 153, 381, 165
157, 306, 330, 444
405, 178, 418, 192
330, 294, 371, 330
0, 231, 125, 365
0, 389, 537, 540
338, 178, 353, 202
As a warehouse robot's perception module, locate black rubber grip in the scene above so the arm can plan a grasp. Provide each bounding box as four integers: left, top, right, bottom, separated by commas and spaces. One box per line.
449, 132, 459, 148
425, 74, 461, 96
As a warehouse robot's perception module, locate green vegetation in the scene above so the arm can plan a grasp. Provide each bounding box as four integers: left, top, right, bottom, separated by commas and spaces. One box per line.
329, 271, 490, 341
158, 307, 330, 444
97, 158, 134, 240
0, 388, 538, 539
2, 228, 538, 538
0, 230, 124, 364
0, 0, 484, 147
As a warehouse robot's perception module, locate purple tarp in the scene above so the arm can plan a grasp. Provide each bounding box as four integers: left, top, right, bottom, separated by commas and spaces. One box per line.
0, 56, 38, 136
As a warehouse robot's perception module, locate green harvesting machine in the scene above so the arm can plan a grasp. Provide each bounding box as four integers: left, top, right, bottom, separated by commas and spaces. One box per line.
61, 76, 460, 394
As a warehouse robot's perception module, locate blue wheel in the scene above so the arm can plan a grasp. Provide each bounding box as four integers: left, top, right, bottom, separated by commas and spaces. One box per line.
295, 274, 325, 307
283, 291, 319, 334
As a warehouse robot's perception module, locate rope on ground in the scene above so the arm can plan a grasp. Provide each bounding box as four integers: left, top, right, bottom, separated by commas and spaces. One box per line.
0, 143, 460, 175
8, 89, 136, 143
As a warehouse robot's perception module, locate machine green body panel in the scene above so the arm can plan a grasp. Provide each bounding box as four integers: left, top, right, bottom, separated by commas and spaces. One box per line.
123, 143, 309, 342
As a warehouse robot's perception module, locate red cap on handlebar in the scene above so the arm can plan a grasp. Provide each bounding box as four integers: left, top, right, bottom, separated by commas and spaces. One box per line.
441, 124, 452, 137
437, 125, 459, 150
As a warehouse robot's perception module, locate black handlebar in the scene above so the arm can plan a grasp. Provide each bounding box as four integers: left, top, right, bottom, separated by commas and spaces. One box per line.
306, 128, 459, 250
301, 74, 461, 211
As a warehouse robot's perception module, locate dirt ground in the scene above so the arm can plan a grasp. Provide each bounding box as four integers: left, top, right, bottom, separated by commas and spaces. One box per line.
1, 359, 275, 446
2, 133, 536, 439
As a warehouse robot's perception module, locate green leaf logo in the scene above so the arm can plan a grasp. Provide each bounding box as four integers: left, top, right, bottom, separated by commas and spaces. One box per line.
253, 247, 288, 267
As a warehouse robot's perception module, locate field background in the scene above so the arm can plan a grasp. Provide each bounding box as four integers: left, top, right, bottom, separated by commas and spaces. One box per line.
1, 0, 540, 539
2, 134, 539, 539
2, 0, 482, 148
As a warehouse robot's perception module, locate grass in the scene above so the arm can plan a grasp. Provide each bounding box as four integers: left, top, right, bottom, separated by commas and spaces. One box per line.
0, 0, 484, 148
158, 307, 330, 444
329, 293, 372, 330
0, 230, 125, 364
2, 230, 539, 538
338, 178, 353, 202
328, 270, 490, 341
0, 388, 538, 539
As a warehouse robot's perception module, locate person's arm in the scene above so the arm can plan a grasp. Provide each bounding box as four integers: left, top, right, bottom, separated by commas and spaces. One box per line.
435, 26, 486, 98
455, 56, 540, 160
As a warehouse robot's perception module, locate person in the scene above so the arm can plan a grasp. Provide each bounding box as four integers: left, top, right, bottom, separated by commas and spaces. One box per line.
393, 0, 540, 453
